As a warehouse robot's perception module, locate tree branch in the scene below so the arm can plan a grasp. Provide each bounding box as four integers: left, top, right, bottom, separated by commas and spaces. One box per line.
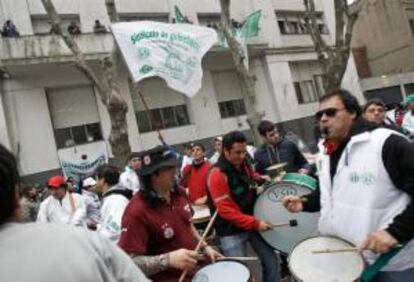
334, 0, 346, 49
219, 0, 255, 89
41, 0, 110, 103
303, 0, 330, 59
105, 0, 120, 23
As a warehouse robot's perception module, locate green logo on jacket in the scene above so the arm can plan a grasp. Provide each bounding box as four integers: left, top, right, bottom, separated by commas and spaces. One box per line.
349, 172, 375, 186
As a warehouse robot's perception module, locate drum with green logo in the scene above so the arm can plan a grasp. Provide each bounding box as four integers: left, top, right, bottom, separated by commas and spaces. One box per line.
254, 173, 319, 255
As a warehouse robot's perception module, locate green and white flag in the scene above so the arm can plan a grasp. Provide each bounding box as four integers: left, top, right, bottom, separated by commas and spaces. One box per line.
111, 21, 217, 97
219, 10, 262, 70
241, 10, 261, 38
174, 5, 186, 23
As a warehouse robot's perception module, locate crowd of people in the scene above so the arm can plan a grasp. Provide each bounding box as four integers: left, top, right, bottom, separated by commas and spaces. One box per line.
1, 89, 414, 282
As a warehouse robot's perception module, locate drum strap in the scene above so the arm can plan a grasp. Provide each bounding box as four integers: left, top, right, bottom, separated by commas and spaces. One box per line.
361, 245, 404, 282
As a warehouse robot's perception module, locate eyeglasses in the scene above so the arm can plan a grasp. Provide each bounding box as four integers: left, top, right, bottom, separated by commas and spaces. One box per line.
315, 108, 345, 120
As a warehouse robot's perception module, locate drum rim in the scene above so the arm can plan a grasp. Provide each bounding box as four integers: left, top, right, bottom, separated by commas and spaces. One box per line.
254, 182, 319, 255
193, 258, 252, 281
287, 235, 365, 282
281, 173, 318, 191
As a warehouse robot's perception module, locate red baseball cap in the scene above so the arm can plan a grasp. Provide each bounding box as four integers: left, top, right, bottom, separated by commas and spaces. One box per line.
47, 175, 66, 189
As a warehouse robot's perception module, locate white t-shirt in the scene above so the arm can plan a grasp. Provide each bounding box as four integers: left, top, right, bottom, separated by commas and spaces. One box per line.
37, 192, 86, 227
119, 167, 140, 194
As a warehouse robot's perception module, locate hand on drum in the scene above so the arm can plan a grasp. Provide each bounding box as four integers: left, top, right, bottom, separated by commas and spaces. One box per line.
257, 220, 273, 232
259, 175, 272, 183
201, 246, 224, 263
168, 248, 199, 271
282, 196, 304, 213
359, 230, 399, 253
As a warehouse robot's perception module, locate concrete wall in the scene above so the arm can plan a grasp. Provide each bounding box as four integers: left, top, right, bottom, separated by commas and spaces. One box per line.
352, 0, 414, 76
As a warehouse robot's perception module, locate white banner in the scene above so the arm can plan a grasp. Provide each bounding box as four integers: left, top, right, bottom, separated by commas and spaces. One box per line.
58, 142, 108, 182
111, 21, 217, 97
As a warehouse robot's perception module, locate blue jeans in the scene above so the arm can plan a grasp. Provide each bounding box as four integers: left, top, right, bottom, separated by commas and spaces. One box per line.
373, 268, 414, 282
217, 232, 280, 282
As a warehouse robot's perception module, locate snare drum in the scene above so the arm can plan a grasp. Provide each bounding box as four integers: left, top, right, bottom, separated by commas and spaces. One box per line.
254, 178, 319, 255
192, 260, 252, 282
192, 205, 211, 224
289, 236, 364, 282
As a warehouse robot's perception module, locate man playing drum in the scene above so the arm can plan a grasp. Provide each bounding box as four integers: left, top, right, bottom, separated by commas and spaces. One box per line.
254, 120, 311, 175
208, 131, 281, 282
118, 146, 221, 282
283, 89, 414, 281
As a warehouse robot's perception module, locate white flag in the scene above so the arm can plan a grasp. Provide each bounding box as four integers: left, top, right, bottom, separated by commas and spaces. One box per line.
111, 21, 217, 97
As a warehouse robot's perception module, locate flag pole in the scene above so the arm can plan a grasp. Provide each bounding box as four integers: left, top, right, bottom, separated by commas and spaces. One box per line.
136, 88, 165, 143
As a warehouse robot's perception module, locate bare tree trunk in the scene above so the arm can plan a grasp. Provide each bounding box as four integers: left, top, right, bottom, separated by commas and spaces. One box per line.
303, 0, 360, 93
219, 0, 263, 145
41, 0, 131, 167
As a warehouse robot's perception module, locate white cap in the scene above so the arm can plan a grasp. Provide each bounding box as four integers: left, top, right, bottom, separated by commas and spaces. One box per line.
214, 136, 223, 141
83, 177, 96, 187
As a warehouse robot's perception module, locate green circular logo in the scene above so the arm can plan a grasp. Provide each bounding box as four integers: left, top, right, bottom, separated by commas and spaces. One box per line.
140, 65, 153, 74
137, 47, 150, 60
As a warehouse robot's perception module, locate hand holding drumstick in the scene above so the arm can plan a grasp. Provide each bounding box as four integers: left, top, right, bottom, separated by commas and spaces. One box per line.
282, 196, 307, 213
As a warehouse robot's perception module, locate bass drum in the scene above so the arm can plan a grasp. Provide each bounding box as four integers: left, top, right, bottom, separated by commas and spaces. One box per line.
289, 236, 364, 282
254, 173, 320, 255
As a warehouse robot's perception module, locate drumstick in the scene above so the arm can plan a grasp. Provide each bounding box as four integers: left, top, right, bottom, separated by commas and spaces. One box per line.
312, 247, 360, 254
217, 257, 259, 261
312, 244, 404, 254
269, 219, 298, 228
178, 210, 219, 282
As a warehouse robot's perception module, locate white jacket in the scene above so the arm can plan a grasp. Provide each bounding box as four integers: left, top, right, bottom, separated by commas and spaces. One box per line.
37, 192, 86, 227
402, 111, 414, 134
97, 186, 130, 244
119, 167, 140, 195
316, 128, 414, 271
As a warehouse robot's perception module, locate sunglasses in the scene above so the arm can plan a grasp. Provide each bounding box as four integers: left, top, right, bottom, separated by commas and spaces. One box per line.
315, 108, 345, 120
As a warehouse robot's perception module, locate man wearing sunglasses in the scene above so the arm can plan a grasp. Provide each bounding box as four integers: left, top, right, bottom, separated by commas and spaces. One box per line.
283, 89, 414, 281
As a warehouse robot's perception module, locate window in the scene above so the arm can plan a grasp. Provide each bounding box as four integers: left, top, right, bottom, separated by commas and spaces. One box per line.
47, 85, 103, 149
313, 74, 326, 97
410, 19, 414, 34
135, 105, 190, 133
276, 11, 328, 35
218, 99, 247, 118
294, 80, 318, 104
131, 77, 191, 133
54, 123, 103, 149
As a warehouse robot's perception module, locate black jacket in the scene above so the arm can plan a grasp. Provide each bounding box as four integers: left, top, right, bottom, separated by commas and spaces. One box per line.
304, 119, 414, 243
254, 139, 309, 175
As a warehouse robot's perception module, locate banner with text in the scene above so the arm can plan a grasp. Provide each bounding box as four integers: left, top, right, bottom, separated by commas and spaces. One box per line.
111, 21, 217, 97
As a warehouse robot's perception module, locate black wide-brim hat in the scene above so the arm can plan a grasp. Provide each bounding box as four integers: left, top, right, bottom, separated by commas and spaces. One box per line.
138, 145, 180, 176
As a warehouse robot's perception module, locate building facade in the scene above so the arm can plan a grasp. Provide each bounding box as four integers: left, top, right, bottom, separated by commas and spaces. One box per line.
352, 0, 414, 105
0, 0, 361, 182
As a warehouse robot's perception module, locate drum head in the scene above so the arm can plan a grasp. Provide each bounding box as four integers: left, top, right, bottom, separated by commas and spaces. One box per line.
289, 236, 364, 282
254, 182, 320, 255
192, 260, 250, 282
192, 205, 211, 223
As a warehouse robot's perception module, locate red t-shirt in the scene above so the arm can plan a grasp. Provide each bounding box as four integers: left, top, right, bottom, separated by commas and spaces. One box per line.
118, 190, 197, 282
180, 161, 211, 204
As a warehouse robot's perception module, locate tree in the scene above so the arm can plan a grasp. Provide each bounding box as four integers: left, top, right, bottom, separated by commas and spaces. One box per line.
41, 0, 131, 167
219, 0, 263, 145
304, 0, 362, 92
